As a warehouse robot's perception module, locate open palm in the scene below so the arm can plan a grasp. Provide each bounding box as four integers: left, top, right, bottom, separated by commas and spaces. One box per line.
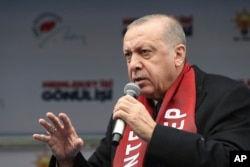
33, 112, 83, 161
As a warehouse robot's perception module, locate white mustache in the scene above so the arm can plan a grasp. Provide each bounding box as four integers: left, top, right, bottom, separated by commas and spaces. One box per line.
132, 71, 147, 81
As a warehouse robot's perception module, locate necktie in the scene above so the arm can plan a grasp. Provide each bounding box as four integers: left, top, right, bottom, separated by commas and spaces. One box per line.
153, 101, 162, 120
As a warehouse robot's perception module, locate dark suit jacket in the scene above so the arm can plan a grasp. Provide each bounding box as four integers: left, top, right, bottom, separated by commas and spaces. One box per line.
49, 65, 250, 167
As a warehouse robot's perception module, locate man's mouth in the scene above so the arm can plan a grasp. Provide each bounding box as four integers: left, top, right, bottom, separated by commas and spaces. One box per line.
133, 77, 146, 84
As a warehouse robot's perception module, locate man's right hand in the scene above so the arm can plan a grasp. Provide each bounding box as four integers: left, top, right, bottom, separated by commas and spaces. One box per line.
33, 112, 84, 167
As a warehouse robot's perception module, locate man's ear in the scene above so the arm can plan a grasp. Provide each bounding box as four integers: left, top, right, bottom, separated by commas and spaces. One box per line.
174, 44, 186, 66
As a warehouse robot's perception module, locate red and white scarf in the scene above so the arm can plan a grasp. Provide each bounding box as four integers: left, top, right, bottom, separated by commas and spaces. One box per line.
113, 63, 197, 167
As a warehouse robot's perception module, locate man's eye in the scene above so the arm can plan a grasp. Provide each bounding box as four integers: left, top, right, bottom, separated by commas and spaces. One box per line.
141, 50, 152, 58
124, 52, 132, 57
124, 53, 132, 62
141, 49, 149, 54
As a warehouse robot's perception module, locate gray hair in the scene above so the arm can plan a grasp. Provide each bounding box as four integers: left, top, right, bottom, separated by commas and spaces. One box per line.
127, 14, 186, 48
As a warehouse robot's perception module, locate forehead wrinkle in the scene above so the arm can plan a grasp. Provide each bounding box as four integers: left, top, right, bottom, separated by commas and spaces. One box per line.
123, 34, 159, 52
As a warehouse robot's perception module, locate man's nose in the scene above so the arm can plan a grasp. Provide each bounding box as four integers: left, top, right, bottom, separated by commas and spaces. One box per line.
129, 54, 142, 70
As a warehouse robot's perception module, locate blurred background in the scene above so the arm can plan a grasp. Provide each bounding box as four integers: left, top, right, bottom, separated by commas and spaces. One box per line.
0, 0, 250, 166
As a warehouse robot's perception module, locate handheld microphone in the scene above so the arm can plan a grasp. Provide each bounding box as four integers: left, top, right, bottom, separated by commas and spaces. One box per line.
112, 82, 140, 146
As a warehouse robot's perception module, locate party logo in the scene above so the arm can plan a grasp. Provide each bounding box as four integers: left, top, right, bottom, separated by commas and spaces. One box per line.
33, 12, 86, 47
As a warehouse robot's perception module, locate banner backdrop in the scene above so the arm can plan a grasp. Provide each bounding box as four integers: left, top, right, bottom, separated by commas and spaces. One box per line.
0, 0, 250, 137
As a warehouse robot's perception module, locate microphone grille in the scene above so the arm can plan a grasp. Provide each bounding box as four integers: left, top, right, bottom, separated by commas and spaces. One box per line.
124, 82, 140, 97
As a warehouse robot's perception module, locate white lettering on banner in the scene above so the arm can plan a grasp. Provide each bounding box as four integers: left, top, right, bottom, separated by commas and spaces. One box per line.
163, 108, 187, 130
126, 143, 142, 155
124, 153, 140, 167
128, 130, 139, 141
124, 131, 142, 167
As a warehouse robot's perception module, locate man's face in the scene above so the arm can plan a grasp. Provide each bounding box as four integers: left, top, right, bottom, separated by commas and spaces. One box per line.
123, 21, 180, 100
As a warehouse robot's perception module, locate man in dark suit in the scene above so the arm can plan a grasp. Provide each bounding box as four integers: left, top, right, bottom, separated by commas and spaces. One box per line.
33, 14, 250, 167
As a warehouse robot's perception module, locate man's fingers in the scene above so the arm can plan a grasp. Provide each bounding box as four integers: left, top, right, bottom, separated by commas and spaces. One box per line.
38, 118, 54, 132
38, 118, 57, 135
33, 134, 50, 143
58, 113, 74, 130
46, 112, 63, 130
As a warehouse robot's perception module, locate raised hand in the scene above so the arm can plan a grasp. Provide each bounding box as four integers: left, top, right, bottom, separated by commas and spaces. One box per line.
33, 112, 83, 165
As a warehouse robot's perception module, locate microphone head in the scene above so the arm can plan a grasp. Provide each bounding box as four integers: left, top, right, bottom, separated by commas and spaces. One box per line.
124, 82, 140, 98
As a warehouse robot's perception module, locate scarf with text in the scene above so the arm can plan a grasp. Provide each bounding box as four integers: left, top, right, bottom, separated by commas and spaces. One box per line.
113, 63, 197, 167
